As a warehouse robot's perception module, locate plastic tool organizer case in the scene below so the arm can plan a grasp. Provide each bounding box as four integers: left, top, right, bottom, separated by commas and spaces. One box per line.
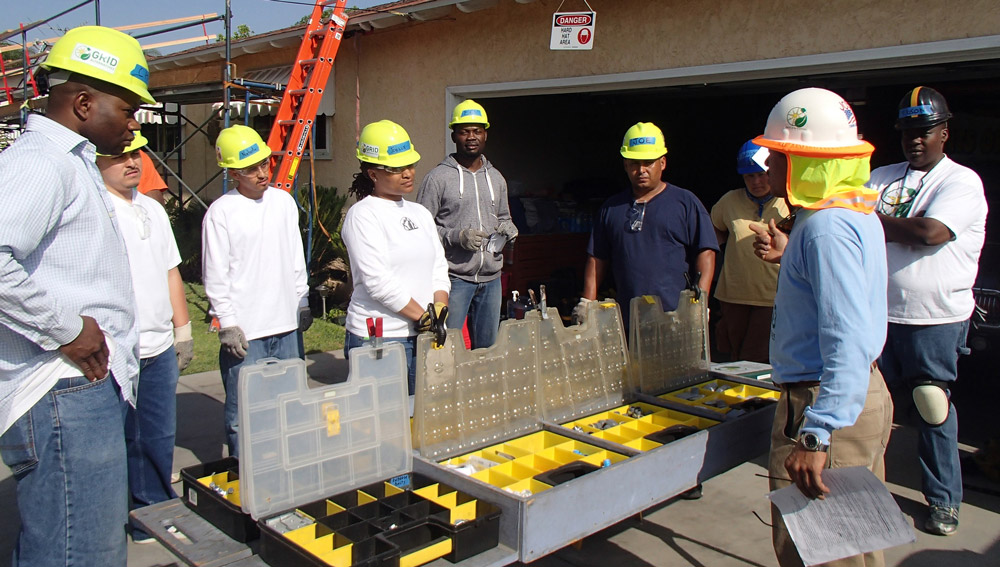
410, 293, 779, 562
219, 345, 499, 567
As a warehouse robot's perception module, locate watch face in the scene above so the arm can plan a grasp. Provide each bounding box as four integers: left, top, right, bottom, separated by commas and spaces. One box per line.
801, 433, 820, 450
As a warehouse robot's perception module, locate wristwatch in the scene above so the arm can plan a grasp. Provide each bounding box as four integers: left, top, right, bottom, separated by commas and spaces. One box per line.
798, 432, 829, 452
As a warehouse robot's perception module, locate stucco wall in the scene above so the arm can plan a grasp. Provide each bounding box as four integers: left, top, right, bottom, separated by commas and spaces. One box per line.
154, 0, 1000, 198
319, 0, 999, 193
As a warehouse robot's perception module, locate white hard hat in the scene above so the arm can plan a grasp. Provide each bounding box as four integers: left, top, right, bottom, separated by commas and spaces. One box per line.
754, 88, 873, 157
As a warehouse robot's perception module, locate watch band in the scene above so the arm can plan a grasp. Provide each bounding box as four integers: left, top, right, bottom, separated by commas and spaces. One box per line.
798, 432, 829, 452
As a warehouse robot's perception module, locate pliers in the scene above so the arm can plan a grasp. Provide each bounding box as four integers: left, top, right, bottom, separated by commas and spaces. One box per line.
426, 303, 449, 349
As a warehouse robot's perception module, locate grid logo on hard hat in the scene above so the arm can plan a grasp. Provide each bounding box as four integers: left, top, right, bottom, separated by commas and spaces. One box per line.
238, 144, 259, 160
70, 43, 119, 74
387, 140, 411, 155
628, 136, 657, 147
360, 142, 379, 158
786, 107, 807, 128
130, 64, 149, 86
460, 109, 483, 118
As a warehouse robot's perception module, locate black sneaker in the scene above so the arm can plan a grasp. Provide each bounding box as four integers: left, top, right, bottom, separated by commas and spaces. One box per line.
924, 505, 958, 536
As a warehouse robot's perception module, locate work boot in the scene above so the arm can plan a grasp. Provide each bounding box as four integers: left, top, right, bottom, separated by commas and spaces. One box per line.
924, 505, 959, 536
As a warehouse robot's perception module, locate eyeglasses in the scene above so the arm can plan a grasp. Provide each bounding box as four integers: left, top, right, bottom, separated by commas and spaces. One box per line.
234, 160, 270, 177
626, 200, 646, 233
133, 203, 150, 240
375, 163, 417, 174
877, 170, 925, 218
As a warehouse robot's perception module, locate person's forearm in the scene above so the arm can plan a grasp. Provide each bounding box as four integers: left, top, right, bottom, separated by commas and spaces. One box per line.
399, 299, 426, 322
433, 290, 449, 306
878, 214, 952, 246
582, 256, 604, 300
695, 250, 715, 293
167, 268, 190, 328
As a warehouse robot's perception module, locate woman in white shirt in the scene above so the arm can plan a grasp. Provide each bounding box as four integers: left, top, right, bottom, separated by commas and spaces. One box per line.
341, 120, 450, 393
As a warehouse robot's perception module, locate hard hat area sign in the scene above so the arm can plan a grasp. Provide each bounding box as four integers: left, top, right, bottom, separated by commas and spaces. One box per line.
550, 11, 596, 50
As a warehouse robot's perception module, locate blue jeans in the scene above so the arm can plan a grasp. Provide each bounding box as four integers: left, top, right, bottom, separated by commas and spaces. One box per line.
879, 319, 970, 509
344, 331, 416, 395
0, 375, 129, 567
126, 346, 179, 539
447, 276, 502, 350
220, 330, 300, 457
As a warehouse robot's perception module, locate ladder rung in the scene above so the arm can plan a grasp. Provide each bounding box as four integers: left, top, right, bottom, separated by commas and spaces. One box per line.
288, 89, 310, 96
298, 58, 318, 67
277, 120, 299, 126
308, 29, 326, 39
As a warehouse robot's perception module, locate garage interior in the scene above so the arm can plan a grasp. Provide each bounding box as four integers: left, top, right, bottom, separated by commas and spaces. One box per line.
478, 60, 1000, 325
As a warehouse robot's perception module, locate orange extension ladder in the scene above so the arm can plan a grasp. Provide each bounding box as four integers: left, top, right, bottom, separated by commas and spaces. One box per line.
267, 0, 348, 191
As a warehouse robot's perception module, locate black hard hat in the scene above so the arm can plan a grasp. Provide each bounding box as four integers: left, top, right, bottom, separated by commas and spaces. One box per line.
895, 86, 952, 130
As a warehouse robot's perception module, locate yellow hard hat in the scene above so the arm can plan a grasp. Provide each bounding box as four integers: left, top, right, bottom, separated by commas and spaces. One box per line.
356, 120, 421, 167
449, 100, 490, 129
620, 122, 668, 160
96, 132, 148, 157
216, 125, 270, 169
41, 26, 155, 104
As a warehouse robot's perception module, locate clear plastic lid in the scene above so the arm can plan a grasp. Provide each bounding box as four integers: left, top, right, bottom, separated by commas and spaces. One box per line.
237, 344, 411, 519
629, 291, 710, 395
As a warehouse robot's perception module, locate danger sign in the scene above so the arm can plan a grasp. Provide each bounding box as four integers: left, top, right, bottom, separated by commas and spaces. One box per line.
550, 11, 596, 50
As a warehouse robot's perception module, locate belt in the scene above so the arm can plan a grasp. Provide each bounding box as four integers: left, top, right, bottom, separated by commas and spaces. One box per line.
778, 380, 820, 391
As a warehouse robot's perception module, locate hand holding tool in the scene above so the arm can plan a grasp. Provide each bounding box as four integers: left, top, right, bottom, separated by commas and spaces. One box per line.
173, 321, 194, 371
458, 228, 488, 251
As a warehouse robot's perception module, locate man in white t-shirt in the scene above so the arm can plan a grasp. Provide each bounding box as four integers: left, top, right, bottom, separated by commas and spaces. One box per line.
97, 132, 193, 543
202, 125, 310, 457
869, 86, 988, 537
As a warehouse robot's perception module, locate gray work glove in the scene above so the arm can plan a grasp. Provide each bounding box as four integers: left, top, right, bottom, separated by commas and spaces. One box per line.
173, 321, 194, 372
298, 305, 314, 333
219, 326, 249, 359
497, 219, 519, 243
572, 298, 593, 325
458, 228, 488, 251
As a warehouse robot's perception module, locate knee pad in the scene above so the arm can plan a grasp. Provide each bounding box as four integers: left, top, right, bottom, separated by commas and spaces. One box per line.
912, 381, 950, 426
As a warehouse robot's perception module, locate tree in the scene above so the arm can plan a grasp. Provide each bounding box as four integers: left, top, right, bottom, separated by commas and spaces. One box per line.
215, 24, 253, 43
295, 9, 333, 26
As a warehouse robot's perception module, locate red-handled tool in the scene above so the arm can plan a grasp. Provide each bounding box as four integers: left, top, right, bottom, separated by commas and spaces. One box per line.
366, 317, 383, 359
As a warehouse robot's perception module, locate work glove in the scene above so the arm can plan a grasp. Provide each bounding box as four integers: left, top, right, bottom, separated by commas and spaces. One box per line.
173, 321, 194, 372
496, 219, 519, 243
458, 228, 488, 251
572, 298, 593, 325
417, 302, 449, 348
298, 305, 314, 333
219, 326, 249, 359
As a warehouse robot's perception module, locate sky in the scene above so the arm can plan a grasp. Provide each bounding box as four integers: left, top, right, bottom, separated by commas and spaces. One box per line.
4, 0, 386, 54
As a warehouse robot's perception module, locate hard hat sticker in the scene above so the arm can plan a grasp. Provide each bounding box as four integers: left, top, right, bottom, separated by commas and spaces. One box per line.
129, 64, 150, 86
840, 101, 857, 127
460, 109, 483, 118
786, 107, 807, 128
387, 140, 411, 155
238, 143, 260, 160
71, 43, 119, 74
360, 142, 379, 157
898, 105, 934, 119
628, 136, 656, 147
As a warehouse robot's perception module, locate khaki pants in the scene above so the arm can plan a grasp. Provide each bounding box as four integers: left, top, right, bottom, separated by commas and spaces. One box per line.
768, 365, 893, 567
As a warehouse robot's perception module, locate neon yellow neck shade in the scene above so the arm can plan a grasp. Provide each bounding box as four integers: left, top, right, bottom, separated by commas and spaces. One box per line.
786, 154, 878, 214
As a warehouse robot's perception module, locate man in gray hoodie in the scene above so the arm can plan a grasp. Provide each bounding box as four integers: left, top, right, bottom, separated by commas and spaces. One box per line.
417, 100, 517, 349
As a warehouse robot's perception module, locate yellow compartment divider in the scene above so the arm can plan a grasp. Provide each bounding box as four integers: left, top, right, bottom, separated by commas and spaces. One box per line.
357, 490, 378, 505
504, 431, 572, 453
383, 482, 405, 497
580, 450, 628, 467
512, 454, 561, 472
624, 438, 662, 451
503, 478, 553, 496
413, 484, 440, 499
318, 542, 353, 567
400, 538, 453, 567
536, 447, 577, 465
593, 430, 636, 445
450, 500, 478, 523
471, 468, 518, 488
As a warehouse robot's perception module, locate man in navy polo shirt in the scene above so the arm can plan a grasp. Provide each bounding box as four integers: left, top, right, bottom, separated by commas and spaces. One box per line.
581, 122, 717, 332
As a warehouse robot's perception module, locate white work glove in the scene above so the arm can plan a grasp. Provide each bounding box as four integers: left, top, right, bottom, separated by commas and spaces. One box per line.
298, 305, 314, 333
572, 298, 593, 325
173, 321, 194, 372
458, 228, 488, 251
219, 326, 249, 359
497, 219, 519, 243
